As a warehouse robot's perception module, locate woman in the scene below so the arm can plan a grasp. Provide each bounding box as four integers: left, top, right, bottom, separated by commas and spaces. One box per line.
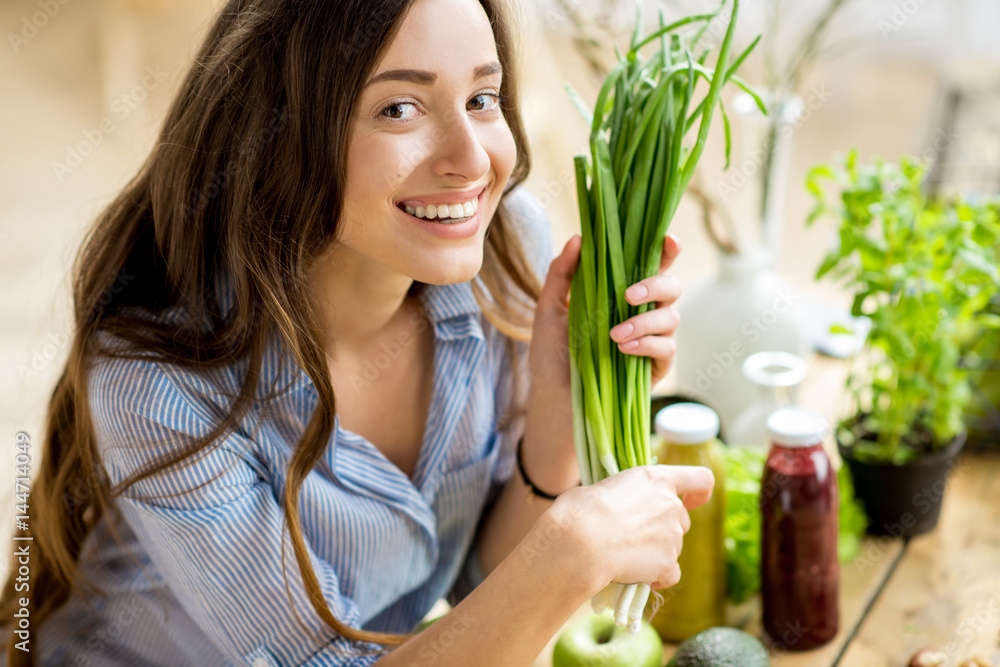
0, 0, 713, 664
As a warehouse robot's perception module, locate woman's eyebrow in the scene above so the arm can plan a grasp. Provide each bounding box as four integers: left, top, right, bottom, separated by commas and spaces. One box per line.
365, 61, 502, 88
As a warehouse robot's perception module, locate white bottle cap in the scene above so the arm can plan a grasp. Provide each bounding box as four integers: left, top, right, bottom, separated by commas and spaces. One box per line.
765, 407, 829, 448
655, 403, 720, 445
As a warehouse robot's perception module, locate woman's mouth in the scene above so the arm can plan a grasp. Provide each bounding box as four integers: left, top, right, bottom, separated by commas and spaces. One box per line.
395, 189, 483, 224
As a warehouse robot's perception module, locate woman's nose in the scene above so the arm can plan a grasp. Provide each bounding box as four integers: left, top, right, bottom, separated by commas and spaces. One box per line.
429, 112, 490, 182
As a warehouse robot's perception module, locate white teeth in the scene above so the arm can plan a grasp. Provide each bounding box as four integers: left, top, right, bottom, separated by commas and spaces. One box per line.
402, 196, 480, 222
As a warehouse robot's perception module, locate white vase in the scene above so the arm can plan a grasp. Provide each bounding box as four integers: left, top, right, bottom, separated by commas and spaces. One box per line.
673, 245, 811, 439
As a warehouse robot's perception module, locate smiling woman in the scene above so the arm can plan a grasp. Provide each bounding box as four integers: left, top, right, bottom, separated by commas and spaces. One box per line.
0, 0, 708, 666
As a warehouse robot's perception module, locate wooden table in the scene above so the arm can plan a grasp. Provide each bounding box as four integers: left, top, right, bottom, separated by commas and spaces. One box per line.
529, 451, 1000, 667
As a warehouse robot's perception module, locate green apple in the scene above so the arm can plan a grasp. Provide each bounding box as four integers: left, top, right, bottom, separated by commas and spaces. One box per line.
553, 613, 663, 667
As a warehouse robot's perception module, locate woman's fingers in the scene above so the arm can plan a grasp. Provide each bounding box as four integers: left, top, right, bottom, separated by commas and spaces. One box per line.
610, 306, 680, 343
536, 234, 581, 319
659, 233, 682, 273
658, 465, 715, 510
580, 462, 708, 589
624, 274, 682, 307
615, 333, 676, 360
678, 504, 692, 535
625, 235, 682, 306
651, 563, 682, 591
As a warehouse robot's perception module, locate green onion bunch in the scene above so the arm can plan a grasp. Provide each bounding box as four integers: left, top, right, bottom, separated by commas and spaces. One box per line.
565, 0, 761, 633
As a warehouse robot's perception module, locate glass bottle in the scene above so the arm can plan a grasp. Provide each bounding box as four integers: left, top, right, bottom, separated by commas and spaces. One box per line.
645, 403, 726, 643
760, 407, 839, 650
727, 351, 808, 448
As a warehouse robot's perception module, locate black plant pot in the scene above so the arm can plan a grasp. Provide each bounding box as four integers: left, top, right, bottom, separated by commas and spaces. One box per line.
836, 429, 967, 539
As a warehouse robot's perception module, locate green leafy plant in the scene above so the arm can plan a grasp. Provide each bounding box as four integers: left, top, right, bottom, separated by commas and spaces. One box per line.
805, 150, 1000, 463
961, 216, 1000, 447
964, 294, 1000, 446
720, 445, 866, 605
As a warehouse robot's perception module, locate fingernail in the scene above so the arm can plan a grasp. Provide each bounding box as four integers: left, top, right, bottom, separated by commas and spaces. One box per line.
619, 340, 639, 351
627, 284, 647, 301
610, 322, 633, 340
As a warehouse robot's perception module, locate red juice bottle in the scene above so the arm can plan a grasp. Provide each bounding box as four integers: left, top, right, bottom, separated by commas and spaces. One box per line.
760, 407, 839, 650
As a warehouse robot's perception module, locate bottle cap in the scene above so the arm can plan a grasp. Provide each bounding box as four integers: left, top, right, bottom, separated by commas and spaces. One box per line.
765, 407, 828, 448
655, 403, 720, 445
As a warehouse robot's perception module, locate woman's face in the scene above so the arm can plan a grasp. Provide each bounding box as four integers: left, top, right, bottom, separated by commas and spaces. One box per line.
339, 0, 517, 286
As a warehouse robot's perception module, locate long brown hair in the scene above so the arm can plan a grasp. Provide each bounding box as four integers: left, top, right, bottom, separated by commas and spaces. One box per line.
0, 0, 542, 663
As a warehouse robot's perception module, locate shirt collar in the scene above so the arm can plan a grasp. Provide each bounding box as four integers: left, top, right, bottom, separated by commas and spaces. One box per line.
412, 279, 482, 334
210, 272, 485, 392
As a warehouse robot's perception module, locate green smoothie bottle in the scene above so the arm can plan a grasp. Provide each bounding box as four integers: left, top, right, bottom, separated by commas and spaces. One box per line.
645, 402, 727, 643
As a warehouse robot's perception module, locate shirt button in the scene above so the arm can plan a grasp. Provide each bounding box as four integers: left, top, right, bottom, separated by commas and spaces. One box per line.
251, 658, 270, 667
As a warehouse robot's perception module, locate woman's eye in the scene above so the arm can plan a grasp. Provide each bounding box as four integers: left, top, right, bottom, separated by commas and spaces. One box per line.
380, 102, 418, 120
468, 93, 500, 112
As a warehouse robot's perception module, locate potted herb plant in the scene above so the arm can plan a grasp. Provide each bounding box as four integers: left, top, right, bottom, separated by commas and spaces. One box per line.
962, 213, 1000, 449
804, 150, 1000, 538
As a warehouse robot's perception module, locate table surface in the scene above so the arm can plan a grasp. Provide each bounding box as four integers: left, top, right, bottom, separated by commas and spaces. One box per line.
526, 352, 1000, 666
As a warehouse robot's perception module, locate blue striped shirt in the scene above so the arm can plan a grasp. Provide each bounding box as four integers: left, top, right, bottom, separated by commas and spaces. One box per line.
30, 187, 553, 666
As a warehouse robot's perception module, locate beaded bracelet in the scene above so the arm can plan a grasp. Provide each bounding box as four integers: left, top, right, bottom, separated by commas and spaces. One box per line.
515, 435, 561, 501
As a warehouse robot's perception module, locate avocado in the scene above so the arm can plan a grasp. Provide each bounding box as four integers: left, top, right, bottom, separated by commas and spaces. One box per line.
666, 627, 770, 667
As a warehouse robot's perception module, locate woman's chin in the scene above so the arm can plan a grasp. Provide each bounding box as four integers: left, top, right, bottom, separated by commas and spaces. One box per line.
410, 257, 483, 286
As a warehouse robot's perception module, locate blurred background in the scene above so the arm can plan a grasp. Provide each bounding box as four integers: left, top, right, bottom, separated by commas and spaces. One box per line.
1, 0, 999, 570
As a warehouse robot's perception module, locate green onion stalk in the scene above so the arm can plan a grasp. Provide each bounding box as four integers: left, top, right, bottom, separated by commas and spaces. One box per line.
566, 0, 762, 634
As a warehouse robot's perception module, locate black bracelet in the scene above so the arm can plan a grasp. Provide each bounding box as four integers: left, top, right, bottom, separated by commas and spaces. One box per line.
515, 435, 561, 501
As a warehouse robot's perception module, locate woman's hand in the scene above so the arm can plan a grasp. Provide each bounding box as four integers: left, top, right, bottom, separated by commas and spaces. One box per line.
545, 464, 715, 592
521, 232, 684, 491
606, 233, 683, 388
